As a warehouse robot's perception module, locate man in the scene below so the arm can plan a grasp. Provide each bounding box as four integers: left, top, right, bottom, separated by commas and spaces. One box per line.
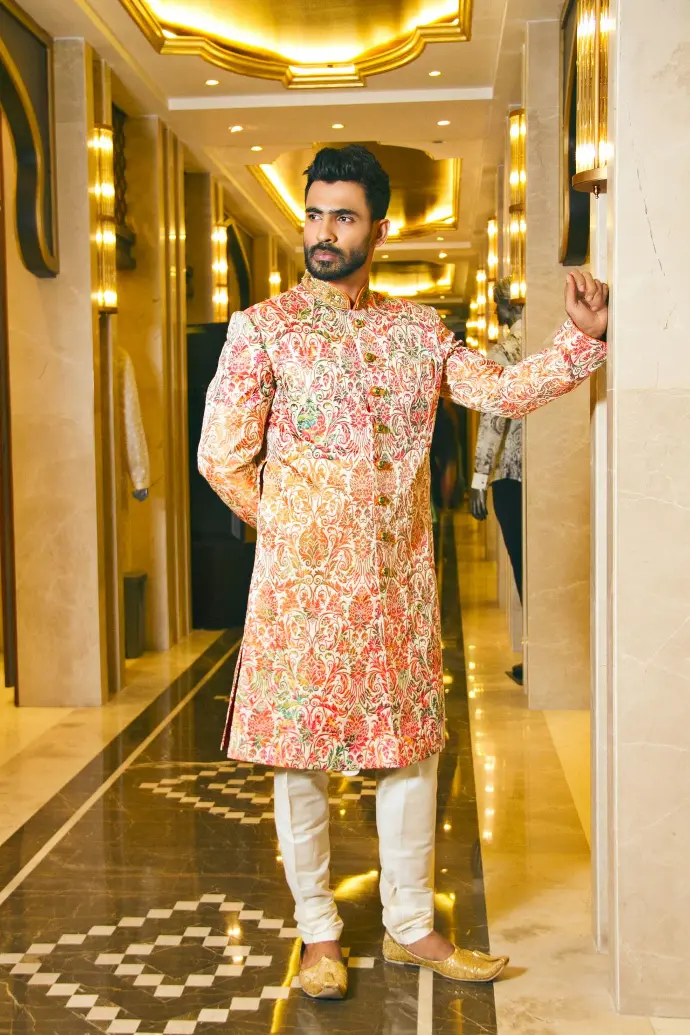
470, 278, 525, 684
198, 144, 608, 1000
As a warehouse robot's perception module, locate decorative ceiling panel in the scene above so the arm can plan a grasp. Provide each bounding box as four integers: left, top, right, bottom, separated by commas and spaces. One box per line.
117, 0, 473, 87
249, 142, 461, 239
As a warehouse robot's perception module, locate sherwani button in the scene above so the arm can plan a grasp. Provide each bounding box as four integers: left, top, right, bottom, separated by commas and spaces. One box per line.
376, 495, 391, 506
375, 423, 391, 434
381, 566, 392, 577
376, 459, 392, 471
370, 386, 386, 398
364, 352, 378, 363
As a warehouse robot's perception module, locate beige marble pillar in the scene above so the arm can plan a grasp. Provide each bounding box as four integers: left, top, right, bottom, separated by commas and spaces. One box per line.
522, 19, 592, 709
116, 116, 190, 651
606, 0, 690, 1015
3, 41, 108, 706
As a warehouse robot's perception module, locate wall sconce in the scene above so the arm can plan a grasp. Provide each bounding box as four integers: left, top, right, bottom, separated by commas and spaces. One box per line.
90, 126, 117, 312
212, 225, 229, 323
486, 218, 499, 344
508, 109, 527, 303
487, 218, 498, 275
269, 271, 282, 297
573, 0, 611, 194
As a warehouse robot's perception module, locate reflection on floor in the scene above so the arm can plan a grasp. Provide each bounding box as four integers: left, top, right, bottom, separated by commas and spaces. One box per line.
455, 511, 690, 1035
0, 519, 497, 1034
0, 631, 222, 846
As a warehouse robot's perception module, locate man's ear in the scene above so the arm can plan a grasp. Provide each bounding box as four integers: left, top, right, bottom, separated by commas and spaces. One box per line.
375, 218, 390, 247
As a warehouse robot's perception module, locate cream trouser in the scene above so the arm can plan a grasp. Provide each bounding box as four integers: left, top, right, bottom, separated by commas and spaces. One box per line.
273, 753, 439, 945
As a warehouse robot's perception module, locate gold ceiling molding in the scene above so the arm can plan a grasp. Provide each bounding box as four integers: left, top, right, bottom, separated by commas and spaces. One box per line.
117, 0, 473, 88
249, 142, 461, 239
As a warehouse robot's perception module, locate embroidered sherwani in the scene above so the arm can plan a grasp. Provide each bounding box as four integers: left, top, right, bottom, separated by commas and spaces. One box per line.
199, 273, 606, 772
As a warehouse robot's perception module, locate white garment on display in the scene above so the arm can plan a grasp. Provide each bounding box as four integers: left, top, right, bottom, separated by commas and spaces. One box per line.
273, 754, 439, 946
117, 347, 150, 493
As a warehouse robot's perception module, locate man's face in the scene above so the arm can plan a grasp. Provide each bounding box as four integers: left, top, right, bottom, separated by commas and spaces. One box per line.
303, 180, 388, 282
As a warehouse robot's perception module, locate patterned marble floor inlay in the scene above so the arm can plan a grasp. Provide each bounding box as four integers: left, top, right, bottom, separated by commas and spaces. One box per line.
0, 895, 374, 1033
0, 519, 496, 1034
138, 765, 378, 825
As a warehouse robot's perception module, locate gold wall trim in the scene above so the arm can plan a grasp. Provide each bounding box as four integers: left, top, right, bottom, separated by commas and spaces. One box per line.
117, 0, 474, 89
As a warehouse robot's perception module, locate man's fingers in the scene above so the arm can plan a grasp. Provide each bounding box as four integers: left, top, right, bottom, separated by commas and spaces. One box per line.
570, 269, 587, 296
565, 272, 578, 310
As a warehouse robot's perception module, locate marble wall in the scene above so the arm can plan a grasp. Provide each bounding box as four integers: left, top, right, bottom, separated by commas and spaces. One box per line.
606, 0, 690, 1015
2, 41, 108, 706
116, 116, 190, 652
523, 18, 593, 710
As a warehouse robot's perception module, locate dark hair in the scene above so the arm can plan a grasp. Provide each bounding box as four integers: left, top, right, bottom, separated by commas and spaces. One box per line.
304, 144, 391, 221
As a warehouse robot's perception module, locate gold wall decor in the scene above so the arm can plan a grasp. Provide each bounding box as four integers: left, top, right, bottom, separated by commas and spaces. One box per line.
508, 109, 526, 303
0, 0, 59, 276
251, 142, 461, 239
560, 0, 591, 264
90, 126, 118, 311
116, 0, 473, 89
572, 0, 611, 194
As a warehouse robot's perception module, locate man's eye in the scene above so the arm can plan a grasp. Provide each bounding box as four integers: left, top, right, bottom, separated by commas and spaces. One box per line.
339, 216, 353, 223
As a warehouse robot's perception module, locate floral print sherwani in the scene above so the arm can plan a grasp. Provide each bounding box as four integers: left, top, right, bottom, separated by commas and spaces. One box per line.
199, 272, 606, 771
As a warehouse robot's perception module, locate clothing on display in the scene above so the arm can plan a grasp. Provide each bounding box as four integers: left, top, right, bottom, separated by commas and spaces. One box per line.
117, 347, 150, 497
471, 319, 523, 493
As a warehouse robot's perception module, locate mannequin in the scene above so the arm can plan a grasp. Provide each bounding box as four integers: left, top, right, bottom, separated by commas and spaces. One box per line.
469, 278, 524, 684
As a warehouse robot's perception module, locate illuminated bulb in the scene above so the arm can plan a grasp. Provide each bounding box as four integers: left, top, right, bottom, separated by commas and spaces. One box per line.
340, 808, 346, 816
482, 830, 493, 842
269, 272, 282, 286
443, 822, 452, 832
485, 808, 494, 816
382, 254, 389, 259
437, 120, 450, 126
439, 251, 447, 258
476, 270, 486, 283
332, 123, 345, 129
485, 785, 494, 793
276, 854, 282, 862
437, 236, 444, 241
475, 709, 483, 718
230, 125, 243, 133
206, 79, 219, 86
429, 70, 441, 77
251, 145, 263, 152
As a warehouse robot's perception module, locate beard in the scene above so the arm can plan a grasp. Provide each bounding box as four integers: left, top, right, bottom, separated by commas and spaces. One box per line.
304, 241, 370, 282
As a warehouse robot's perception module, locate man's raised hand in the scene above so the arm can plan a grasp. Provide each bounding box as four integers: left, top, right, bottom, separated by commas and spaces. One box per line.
564, 270, 609, 340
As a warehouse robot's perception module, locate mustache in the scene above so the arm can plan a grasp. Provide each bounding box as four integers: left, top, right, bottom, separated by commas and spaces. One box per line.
309, 244, 344, 258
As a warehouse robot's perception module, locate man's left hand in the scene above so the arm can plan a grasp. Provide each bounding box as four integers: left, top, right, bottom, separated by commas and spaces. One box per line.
565, 270, 609, 340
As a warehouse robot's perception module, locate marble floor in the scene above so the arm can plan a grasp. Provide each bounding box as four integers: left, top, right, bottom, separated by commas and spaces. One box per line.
0, 516, 687, 1034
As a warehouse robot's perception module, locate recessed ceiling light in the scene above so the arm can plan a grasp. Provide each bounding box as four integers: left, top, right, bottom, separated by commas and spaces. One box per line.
251, 145, 263, 152
437, 119, 450, 126
206, 79, 219, 86
332, 123, 344, 129
440, 295, 446, 299
382, 254, 389, 259
439, 251, 447, 258
230, 125, 243, 133
437, 236, 445, 241
429, 70, 441, 77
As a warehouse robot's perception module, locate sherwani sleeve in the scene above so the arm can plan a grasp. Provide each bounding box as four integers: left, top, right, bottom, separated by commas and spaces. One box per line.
198, 310, 275, 528
441, 317, 606, 417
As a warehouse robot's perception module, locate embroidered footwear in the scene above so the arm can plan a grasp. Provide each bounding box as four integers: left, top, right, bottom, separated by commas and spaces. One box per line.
299, 945, 348, 1000
382, 932, 509, 983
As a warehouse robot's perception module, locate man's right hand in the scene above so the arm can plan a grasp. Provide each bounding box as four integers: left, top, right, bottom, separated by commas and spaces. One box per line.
469, 488, 488, 521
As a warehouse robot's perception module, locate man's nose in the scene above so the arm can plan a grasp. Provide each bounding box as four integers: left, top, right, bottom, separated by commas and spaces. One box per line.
316, 219, 336, 243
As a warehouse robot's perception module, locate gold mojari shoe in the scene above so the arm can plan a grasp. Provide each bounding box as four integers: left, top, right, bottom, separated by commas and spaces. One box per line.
382, 932, 509, 983
299, 948, 348, 1000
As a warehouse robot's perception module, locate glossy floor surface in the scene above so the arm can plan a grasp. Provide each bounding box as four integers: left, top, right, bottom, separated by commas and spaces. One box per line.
0, 519, 499, 1035
0, 515, 688, 1034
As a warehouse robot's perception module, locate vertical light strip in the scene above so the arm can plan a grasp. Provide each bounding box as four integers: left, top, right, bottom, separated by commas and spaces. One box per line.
508, 109, 527, 303
576, 0, 612, 173
212, 225, 229, 323
487, 218, 498, 344
90, 126, 117, 312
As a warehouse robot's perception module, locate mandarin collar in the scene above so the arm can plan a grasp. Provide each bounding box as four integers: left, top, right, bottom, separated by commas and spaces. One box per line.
300, 270, 374, 312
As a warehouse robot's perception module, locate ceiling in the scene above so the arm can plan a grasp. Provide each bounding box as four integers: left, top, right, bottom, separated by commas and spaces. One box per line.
18, 0, 563, 304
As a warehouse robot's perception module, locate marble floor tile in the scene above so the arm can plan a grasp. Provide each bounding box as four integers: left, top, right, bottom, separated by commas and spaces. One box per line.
453, 512, 657, 1035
